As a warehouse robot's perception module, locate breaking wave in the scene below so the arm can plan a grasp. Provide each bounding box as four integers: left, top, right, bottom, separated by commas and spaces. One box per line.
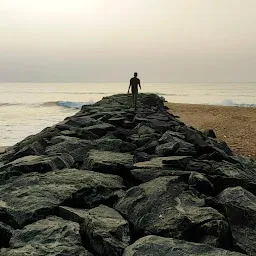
42, 101, 94, 109
217, 99, 256, 107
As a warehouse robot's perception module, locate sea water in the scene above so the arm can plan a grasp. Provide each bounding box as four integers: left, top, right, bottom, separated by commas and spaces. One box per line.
0, 82, 255, 146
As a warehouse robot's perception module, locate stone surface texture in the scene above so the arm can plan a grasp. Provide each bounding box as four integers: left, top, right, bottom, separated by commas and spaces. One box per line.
0, 93, 254, 255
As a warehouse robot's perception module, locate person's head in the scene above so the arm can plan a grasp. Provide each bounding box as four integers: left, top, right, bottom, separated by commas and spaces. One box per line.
134, 72, 138, 77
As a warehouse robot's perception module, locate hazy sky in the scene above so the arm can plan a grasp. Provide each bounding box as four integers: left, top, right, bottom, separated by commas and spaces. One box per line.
1, 0, 256, 82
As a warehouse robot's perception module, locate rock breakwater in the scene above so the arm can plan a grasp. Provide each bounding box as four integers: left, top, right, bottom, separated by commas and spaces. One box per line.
0, 94, 255, 255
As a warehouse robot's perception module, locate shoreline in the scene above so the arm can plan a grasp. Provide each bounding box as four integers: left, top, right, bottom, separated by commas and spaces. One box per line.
166, 102, 256, 158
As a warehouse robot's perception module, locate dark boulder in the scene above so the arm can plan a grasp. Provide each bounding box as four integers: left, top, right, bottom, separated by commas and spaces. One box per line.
46, 137, 136, 162
0, 222, 13, 248
83, 123, 116, 137
203, 129, 217, 138
188, 172, 214, 195
58, 205, 130, 255
1, 216, 93, 255
159, 130, 186, 142
0, 154, 74, 184
114, 177, 228, 244
131, 168, 189, 183
217, 187, 256, 255
123, 235, 244, 256
83, 150, 134, 177
0, 169, 124, 228
56, 116, 99, 130
159, 133, 197, 156
155, 142, 179, 156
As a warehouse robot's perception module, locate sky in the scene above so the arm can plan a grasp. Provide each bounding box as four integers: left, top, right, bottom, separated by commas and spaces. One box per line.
0, 0, 256, 82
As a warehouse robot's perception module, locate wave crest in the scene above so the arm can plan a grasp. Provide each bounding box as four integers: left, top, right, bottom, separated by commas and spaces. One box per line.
218, 99, 256, 107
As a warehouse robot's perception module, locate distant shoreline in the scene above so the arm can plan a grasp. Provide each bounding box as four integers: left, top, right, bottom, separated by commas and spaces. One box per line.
166, 102, 256, 158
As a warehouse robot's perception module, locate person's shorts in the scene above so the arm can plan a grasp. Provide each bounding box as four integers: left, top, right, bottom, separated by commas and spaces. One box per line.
132, 88, 138, 95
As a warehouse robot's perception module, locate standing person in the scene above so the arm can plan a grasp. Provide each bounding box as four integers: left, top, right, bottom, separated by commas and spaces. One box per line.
128, 72, 141, 110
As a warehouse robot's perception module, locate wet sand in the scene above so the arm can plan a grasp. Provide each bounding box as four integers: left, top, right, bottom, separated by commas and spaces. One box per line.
166, 103, 256, 159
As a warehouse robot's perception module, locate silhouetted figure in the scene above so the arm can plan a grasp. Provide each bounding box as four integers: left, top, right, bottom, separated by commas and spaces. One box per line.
128, 72, 141, 110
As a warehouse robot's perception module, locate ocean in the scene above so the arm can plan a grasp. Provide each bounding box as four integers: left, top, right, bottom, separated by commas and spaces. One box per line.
0, 82, 255, 146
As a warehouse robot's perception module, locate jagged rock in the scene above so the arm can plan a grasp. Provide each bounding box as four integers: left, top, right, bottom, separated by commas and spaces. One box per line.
83, 123, 116, 137
136, 140, 158, 154
114, 177, 228, 244
123, 235, 245, 256
162, 155, 193, 169
0, 154, 74, 184
0, 221, 13, 248
0, 169, 124, 228
203, 129, 217, 138
108, 116, 126, 126
5, 141, 45, 163
81, 205, 130, 255
188, 172, 214, 195
110, 128, 134, 141
134, 156, 192, 170
128, 134, 158, 148
46, 138, 136, 162
133, 152, 151, 162
84, 150, 134, 176
159, 133, 197, 156
130, 168, 189, 183
159, 130, 186, 142
217, 187, 256, 255
177, 126, 207, 149
122, 120, 135, 129
186, 159, 256, 194
136, 125, 155, 135
1, 216, 93, 256
60, 129, 78, 137
0, 127, 60, 163
56, 116, 99, 130
75, 129, 100, 140
155, 142, 179, 156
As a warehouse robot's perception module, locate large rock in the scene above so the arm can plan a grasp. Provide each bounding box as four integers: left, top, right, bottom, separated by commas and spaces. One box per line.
83, 123, 116, 137
134, 156, 192, 170
159, 130, 186, 142
186, 160, 256, 194
84, 150, 134, 177
56, 116, 99, 130
123, 235, 245, 256
217, 187, 256, 255
46, 138, 136, 162
155, 142, 179, 156
0, 222, 13, 248
159, 133, 197, 156
4, 141, 45, 163
1, 216, 93, 256
188, 172, 214, 195
131, 168, 189, 183
0, 169, 124, 228
58, 205, 130, 256
0, 154, 74, 184
114, 177, 228, 246
0, 127, 60, 163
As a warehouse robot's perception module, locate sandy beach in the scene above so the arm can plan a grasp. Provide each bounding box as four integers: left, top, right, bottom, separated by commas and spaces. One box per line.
166, 103, 256, 159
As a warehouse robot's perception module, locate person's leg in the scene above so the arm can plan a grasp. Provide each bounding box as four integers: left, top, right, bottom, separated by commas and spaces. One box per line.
132, 92, 135, 108
134, 92, 138, 110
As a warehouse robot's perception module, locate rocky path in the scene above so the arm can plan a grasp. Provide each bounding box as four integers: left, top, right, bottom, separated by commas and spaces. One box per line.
0, 94, 255, 255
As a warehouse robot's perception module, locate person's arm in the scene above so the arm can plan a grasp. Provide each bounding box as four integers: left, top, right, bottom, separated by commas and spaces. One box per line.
128, 80, 131, 93
139, 79, 141, 90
